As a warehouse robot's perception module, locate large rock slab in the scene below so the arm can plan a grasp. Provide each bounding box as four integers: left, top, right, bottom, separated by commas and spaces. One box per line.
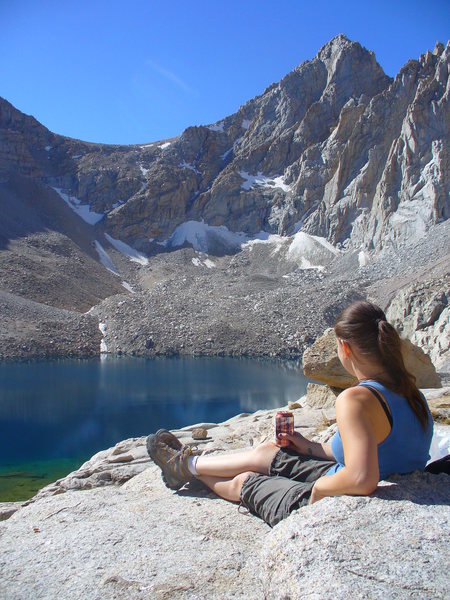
302, 328, 357, 388
402, 338, 442, 388
426, 387, 450, 425
305, 382, 341, 409
0, 467, 268, 600
1, 460, 448, 599
0, 404, 336, 600
386, 275, 450, 373
303, 328, 441, 389
260, 472, 450, 599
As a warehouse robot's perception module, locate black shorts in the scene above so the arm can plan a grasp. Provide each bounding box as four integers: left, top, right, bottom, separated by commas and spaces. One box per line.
239, 448, 336, 527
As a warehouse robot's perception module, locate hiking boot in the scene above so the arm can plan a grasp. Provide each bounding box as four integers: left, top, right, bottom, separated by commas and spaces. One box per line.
147, 429, 183, 455
147, 430, 194, 490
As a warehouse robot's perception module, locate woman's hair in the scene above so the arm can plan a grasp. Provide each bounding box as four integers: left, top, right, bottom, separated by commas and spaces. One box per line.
334, 301, 429, 429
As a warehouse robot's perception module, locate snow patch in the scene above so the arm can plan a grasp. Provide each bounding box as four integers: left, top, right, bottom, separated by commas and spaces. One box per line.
240, 171, 292, 193
221, 147, 233, 160
95, 242, 119, 275
159, 142, 172, 150
287, 231, 339, 269
162, 220, 270, 254
52, 187, 105, 225
104, 233, 149, 266
192, 256, 216, 268
72, 155, 82, 159
221, 136, 243, 161
299, 257, 325, 272
311, 234, 340, 256
122, 281, 135, 293
140, 165, 149, 176
164, 221, 248, 253
243, 231, 336, 270
45, 145, 52, 151
161, 220, 339, 268
99, 323, 108, 353
242, 230, 337, 271
140, 143, 154, 148
358, 249, 370, 267
242, 233, 280, 251
178, 160, 200, 174
271, 176, 292, 193
208, 121, 225, 132
242, 119, 251, 130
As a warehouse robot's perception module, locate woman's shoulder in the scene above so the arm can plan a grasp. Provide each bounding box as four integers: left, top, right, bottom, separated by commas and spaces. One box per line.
337, 385, 375, 401
335, 385, 377, 412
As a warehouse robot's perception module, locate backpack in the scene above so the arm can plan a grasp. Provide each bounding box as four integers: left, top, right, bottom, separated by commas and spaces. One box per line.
424, 454, 450, 475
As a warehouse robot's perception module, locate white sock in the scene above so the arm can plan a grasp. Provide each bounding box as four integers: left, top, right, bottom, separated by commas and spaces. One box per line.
187, 455, 198, 476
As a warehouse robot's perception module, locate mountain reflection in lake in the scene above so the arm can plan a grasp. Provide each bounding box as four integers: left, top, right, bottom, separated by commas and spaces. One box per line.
0, 357, 308, 499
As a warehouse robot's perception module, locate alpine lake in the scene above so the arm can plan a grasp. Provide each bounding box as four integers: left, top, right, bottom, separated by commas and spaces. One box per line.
0, 356, 310, 501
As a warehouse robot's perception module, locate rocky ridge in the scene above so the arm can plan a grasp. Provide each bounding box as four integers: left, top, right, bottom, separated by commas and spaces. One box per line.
1, 36, 448, 252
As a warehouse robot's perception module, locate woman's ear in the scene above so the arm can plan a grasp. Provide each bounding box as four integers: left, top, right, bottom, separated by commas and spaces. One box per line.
341, 340, 351, 358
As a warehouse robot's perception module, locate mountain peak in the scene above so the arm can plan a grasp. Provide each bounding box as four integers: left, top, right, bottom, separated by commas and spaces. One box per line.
318, 33, 353, 57
433, 41, 445, 56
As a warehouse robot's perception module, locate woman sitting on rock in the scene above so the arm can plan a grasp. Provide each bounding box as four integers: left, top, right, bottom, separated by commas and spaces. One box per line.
147, 301, 433, 527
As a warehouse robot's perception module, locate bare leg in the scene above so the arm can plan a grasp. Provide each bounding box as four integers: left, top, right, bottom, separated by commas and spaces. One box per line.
195, 441, 279, 479
197, 471, 255, 502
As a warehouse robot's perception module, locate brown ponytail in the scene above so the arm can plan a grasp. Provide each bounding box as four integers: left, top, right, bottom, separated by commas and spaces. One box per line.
334, 301, 429, 429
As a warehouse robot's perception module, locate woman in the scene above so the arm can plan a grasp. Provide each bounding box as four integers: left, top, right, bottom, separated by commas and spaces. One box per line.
147, 301, 433, 527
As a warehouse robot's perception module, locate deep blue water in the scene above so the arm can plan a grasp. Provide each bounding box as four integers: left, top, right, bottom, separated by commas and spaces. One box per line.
0, 356, 308, 500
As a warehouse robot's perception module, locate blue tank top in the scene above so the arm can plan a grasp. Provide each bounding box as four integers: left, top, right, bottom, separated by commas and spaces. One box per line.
327, 381, 433, 479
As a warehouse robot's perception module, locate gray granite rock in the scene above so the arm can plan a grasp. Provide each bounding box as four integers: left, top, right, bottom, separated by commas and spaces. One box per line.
260, 472, 450, 600
303, 327, 442, 389
387, 275, 450, 372
305, 383, 341, 409
0, 467, 268, 600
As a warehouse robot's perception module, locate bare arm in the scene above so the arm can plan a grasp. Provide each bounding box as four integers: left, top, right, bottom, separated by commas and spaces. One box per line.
309, 387, 379, 503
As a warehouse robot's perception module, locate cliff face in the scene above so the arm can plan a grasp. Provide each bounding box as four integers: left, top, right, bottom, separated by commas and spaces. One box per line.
1, 35, 448, 253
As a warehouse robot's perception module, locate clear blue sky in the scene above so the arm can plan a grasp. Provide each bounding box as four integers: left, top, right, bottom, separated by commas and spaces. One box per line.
1, 0, 448, 144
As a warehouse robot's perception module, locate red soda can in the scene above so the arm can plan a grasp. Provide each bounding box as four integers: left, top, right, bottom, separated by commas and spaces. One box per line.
276, 411, 294, 446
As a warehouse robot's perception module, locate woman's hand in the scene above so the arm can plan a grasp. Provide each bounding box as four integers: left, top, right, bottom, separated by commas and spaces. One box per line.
276, 431, 309, 453
276, 431, 335, 461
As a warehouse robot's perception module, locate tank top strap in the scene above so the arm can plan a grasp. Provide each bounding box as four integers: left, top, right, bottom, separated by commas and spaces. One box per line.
358, 382, 393, 427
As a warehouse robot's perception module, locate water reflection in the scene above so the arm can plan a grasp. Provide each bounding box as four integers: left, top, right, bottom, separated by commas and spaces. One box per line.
0, 356, 308, 465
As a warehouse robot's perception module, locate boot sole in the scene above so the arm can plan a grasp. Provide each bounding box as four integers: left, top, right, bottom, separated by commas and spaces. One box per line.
146, 434, 185, 490
154, 429, 183, 451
